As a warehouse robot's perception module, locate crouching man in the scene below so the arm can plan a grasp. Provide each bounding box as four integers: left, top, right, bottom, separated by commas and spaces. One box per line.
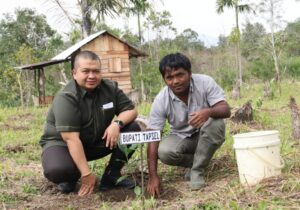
147, 53, 231, 196
40, 51, 140, 196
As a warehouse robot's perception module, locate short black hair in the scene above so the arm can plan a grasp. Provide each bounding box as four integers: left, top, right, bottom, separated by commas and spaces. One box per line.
159, 52, 191, 76
73, 50, 101, 69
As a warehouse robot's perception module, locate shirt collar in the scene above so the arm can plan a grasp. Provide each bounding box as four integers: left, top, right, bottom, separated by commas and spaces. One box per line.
72, 79, 100, 99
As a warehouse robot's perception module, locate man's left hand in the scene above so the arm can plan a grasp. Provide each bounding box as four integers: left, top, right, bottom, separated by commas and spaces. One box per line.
188, 108, 211, 128
102, 122, 121, 149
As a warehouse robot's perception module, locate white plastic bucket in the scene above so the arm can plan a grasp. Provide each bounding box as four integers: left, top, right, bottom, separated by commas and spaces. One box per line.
233, 130, 283, 186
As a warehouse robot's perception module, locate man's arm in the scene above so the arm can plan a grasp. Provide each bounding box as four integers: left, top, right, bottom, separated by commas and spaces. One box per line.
189, 100, 231, 128
102, 108, 138, 149
147, 141, 161, 196
60, 132, 97, 196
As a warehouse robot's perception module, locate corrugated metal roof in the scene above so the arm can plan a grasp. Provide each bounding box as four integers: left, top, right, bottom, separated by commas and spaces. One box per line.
51, 31, 106, 60
15, 30, 147, 70
15, 59, 68, 70
52, 30, 147, 61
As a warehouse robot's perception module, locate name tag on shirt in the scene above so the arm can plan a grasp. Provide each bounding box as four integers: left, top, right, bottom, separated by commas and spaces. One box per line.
103, 102, 113, 109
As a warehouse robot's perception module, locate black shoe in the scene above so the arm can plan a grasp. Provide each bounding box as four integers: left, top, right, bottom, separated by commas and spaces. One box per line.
99, 172, 136, 191
57, 182, 76, 193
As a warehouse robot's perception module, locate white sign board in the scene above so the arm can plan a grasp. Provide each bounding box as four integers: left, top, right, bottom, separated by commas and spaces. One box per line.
120, 130, 161, 145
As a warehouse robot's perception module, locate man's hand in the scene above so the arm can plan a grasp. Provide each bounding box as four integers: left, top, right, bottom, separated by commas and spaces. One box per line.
78, 173, 97, 196
147, 174, 161, 197
102, 122, 121, 149
188, 108, 211, 128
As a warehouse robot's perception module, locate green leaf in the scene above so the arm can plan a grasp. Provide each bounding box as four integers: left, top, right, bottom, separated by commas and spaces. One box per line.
116, 175, 128, 184
134, 186, 142, 196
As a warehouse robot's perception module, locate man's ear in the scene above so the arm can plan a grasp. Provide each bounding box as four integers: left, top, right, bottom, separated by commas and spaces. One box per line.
72, 69, 76, 76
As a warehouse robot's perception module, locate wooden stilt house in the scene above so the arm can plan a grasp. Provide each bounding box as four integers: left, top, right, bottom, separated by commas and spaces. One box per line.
15, 30, 146, 105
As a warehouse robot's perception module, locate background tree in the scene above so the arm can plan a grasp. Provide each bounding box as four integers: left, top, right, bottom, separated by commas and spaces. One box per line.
130, 10, 178, 99
0, 8, 63, 106
48, 0, 149, 38
258, 0, 284, 81
122, 0, 153, 101
241, 22, 266, 60
175, 28, 205, 53
216, 0, 251, 88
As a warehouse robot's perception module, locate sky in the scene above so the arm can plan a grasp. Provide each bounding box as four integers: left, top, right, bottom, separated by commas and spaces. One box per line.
1, 0, 300, 46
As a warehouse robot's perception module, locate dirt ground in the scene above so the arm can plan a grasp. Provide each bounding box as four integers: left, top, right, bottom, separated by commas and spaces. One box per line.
1, 112, 300, 209
1, 152, 238, 210
2, 145, 300, 209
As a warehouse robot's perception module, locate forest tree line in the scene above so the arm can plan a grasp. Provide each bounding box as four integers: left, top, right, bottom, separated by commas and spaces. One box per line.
0, 0, 299, 106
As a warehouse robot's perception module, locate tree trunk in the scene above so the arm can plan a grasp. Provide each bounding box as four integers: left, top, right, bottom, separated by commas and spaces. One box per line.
231, 83, 240, 100
80, 0, 92, 38
38, 68, 46, 105
235, 5, 243, 87
137, 11, 146, 101
139, 57, 146, 101
270, 0, 280, 82
16, 72, 24, 107
289, 97, 300, 142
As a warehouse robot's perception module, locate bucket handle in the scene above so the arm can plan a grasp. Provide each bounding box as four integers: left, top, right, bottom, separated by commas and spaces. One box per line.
250, 149, 284, 169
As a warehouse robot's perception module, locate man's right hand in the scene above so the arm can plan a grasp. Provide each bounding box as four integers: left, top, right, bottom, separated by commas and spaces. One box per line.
147, 174, 161, 197
78, 173, 97, 196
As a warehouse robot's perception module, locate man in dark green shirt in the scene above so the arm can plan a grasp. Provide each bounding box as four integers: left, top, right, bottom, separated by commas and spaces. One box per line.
40, 51, 140, 196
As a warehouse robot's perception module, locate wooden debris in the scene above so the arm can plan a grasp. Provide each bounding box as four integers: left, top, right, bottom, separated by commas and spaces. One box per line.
231, 101, 253, 123
136, 116, 149, 131
289, 97, 300, 141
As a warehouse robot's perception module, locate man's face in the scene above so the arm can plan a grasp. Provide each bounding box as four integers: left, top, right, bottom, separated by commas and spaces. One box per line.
73, 57, 101, 91
163, 68, 191, 95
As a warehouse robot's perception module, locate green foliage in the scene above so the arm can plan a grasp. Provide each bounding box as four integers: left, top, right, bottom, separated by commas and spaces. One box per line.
215, 67, 236, 90
241, 22, 266, 60
248, 59, 275, 81
0, 193, 18, 203
133, 185, 142, 197
198, 202, 220, 210
284, 19, 300, 56
22, 183, 39, 194
175, 28, 205, 51
0, 8, 63, 106
283, 56, 300, 78
229, 27, 241, 44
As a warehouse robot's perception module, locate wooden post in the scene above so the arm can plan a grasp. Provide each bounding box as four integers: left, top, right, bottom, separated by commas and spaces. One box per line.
38, 68, 46, 105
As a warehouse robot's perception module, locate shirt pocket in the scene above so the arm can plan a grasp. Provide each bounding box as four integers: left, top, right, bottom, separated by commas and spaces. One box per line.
102, 107, 115, 127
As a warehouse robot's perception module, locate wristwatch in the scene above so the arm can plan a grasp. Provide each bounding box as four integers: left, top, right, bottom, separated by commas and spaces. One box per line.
114, 119, 124, 129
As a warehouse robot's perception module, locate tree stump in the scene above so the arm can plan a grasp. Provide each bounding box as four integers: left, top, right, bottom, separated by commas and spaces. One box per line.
289, 97, 300, 142
231, 101, 253, 123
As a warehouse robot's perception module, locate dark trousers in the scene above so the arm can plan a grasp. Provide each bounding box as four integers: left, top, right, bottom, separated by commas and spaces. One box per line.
42, 122, 141, 184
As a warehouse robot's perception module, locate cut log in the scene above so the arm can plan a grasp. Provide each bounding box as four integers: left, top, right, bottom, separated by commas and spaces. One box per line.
231, 101, 253, 123
289, 97, 300, 142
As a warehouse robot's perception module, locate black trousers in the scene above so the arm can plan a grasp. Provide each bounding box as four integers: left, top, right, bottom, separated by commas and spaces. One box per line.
41, 122, 141, 184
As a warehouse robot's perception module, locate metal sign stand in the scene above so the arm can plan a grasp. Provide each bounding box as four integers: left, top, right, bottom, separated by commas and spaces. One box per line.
140, 143, 145, 210
119, 130, 161, 210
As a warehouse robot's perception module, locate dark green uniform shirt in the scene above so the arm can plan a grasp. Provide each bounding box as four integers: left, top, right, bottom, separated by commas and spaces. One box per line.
40, 79, 135, 150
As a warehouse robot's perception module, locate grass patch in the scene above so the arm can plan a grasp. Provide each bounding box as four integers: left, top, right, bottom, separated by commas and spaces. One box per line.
0, 80, 300, 209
